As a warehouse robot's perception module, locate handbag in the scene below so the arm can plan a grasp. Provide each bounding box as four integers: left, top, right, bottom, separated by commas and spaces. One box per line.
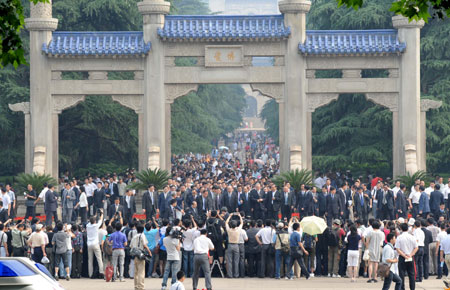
130, 234, 145, 260
377, 263, 391, 278
290, 246, 303, 258
363, 249, 370, 261
20, 232, 28, 253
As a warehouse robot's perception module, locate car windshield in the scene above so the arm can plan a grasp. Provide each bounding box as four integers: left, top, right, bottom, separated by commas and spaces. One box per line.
34, 263, 55, 281
0, 260, 36, 277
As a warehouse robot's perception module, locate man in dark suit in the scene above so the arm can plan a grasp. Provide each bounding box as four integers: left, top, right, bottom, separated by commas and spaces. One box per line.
158, 186, 171, 219
376, 183, 395, 220
325, 187, 340, 226
221, 185, 238, 213
421, 220, 433, 280
198, 189, 213, 216
186, 189, 200, 209
24, 184, 37, 220
296, 185, 312, 218
280, 185, 295, 220
353, 187, 368, 225
93, 182, 105, 213
336, 185, 347, 220
0, 201, 9, 223
317, 186, 328, 217
240, 186, 252, 218
430, 184, 444, 218
108, 177, 119, 200
212, 186, 222, 211
45, 185, 58, 226
123, 189, 136, 224
185, 201, 200, 221
142, 185, 158, 221
395, 184, 408, 218
250, 183, 265, 220
164, 199, 180, 223
265, 184, 281, 221
108, 196, 124, 219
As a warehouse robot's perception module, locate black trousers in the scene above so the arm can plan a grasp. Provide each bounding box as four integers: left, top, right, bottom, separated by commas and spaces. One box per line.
246, 251, 260, 277
12, 247, 26, 257
399, 256, 415, 290
72, 249, 83, 278
415, 247, 424, 281
259, 244, 274, 278
315, 247, 328, 276
281, 205, 291, 220
423, 248, 429, 279
25, 206, 35, 220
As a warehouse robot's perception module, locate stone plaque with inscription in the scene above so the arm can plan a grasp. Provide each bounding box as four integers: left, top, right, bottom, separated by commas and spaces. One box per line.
205, 45, 243, 67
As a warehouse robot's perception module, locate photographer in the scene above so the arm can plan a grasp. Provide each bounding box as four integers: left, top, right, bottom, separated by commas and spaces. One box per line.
161, 226, 182, 290
86, 209, 104, 279
11, 221, 31, 257
225, 212, 243, 278
108, 197, 124, 220
130, 223, 151, 290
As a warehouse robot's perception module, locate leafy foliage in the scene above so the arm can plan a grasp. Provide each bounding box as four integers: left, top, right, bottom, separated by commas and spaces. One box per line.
272, 169, 314, 192
395, 170, 430, 193
15, 173, 56, 194
259, 99, 279, 145
337, 0, 450, 22
128, 168, 170, 191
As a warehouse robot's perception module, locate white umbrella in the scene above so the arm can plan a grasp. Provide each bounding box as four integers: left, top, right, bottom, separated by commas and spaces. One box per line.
300, 216, 328, 236
219, 146, 229, 151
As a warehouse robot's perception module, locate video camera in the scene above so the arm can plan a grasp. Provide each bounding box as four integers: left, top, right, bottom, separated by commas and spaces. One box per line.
170, 229, 185, 241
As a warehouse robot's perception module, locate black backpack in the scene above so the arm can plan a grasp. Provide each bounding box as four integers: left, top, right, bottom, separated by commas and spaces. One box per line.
207, 219, 221, 243
327, 228, 339, 247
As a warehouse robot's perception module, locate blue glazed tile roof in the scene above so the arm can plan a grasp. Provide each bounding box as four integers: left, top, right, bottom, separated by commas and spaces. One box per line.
299, 30, 406, 55
42, 32, 151, 56
158, 15, 291, 41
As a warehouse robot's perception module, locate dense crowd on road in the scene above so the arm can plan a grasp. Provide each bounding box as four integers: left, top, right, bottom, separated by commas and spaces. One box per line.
0, 132, 450, 290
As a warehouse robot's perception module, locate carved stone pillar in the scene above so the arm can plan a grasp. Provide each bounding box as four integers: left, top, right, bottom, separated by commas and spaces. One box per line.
139, 0, 170, 171
280, 0, 311, 172
393, 15, 424, 176
9, 102, 32, 173
25, 0, 58, 177
419, 99, 442, 171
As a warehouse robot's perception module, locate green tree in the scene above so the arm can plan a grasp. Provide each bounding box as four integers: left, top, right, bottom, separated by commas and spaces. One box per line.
259, 99, 279, 145
337, 0, 450, 22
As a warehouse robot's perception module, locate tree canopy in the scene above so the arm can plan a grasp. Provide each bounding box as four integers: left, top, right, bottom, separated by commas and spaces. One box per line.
261, 0, 450, 177
0, 0, 245, 177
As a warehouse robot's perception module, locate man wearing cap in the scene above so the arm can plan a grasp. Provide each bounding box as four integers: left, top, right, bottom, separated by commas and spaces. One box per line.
225, 213, 243, 278
328, 219, 344, 278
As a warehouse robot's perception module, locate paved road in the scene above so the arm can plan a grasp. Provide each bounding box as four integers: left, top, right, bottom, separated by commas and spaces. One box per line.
59, 277, 447, 290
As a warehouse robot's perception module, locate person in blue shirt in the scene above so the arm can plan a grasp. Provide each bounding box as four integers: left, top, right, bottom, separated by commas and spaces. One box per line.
287, 223, 310, 280
144, 221, 160, 278
108, 222, 128, 282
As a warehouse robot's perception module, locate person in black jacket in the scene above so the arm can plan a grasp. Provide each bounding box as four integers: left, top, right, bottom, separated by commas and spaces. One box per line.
142, 185, 158, 221
376, 183, 395, 220
93, 182, 105, 213
325, 187, 340, 226
45, 185, 58, 226
250, 183, 265, 220
430, 184, 444, 218
245, 220, 261, 277
317, 186, 328, 217
265, 184, 281, 221
395, 184, 408, 218
420, 219, 433, 280
24, 184, 37, 220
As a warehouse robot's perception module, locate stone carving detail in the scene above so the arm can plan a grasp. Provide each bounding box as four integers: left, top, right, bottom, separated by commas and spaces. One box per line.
388, 69, 399, 78
290, 146, 302, 171
134, 71, 145, 80
420, 99, 442, 112
30, 0, 52, 18
366, 93, 398, 112
342, 70, 361, 78
137, 0, 171, 15
306, 94, 339, 112
392, 15, 424, 29
279, 0, 311, 14
165, 84, 199, 103
148, 146, 161, 170
88, 71, 108, 80
250, 83, 284, 101
32, 146, 46, 175
52, 95, 85, 114
404, 144, 418, 175
25, 18, 58, 31
9, 102, 30, 114
306, 70, 316, 79
52, 71, 62, 80
112, 95, 143, 113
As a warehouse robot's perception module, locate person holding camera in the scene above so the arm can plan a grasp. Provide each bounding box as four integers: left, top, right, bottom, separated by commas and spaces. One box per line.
225, 212, 243, 278
192, 229, 214, 290
86, 209, 104, 279
130, 223, 152, 290
11, 221, 31, 257
161, 226, 182, 290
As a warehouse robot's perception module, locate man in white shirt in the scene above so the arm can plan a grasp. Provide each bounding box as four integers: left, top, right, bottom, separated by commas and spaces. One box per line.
412, 221, 425, 282
425, 181, 435, 197
396, 223, 418, 290
35, 183, 49, 205
86, 210, 104, 278
5, 184, 15, 219
0, 189, 11, 217
255, 220, 275, 278
444, 180, 450, 208
409, 184, 421, 218
439, 228, 450, 280
436, 223, 448, 279
182, 219, 199, 278
192, 229, 214, 290
392, 180, 401, 198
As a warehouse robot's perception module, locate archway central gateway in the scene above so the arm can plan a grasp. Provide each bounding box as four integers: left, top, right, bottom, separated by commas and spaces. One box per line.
10, 0, 442, 178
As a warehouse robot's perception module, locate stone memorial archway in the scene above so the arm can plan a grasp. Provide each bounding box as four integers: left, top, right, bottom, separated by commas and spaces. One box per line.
10, 0, 442, 178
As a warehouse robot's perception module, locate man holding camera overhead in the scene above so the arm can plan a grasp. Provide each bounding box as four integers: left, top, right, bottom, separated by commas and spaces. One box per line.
161, 225, 182, 290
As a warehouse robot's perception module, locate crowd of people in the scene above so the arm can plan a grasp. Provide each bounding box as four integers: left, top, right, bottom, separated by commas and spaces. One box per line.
0, 132, 450, 290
